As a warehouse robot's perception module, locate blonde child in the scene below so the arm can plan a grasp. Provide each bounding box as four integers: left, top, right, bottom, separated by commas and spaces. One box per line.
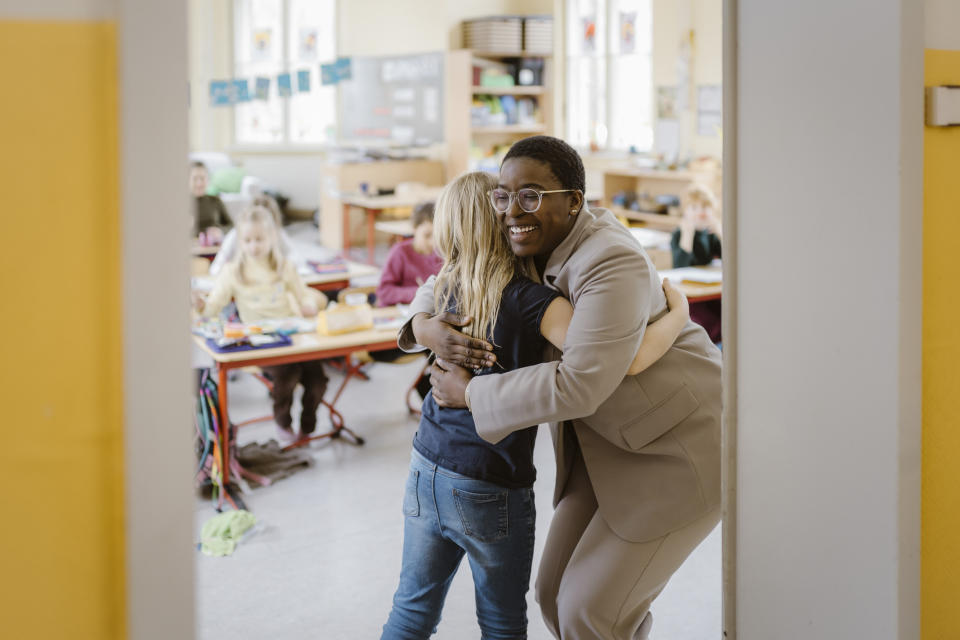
209, 194, 305, 276
671, 183, 722, 343
195, 205, 326, 443
380, 172, 689, 639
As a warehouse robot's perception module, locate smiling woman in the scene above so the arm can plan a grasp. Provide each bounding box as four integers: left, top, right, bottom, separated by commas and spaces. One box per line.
400, 135, 722, 640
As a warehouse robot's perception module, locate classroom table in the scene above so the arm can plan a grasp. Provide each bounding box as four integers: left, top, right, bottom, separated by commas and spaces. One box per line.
659, 265, 723, 302
191, 243, 221, 258
374, 218, 415, 238
193, 308, 404, 509
341, 187, 443, 264
191, 260, 379, 294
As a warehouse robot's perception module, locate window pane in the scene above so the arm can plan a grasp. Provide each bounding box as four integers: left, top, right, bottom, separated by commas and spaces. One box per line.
288, 0, 336, 62
235, 0, 284, 144
607, 0, 651, 56
607, 54, 652, 150
289, 71, 336, 143
566, 56, 607, 147
287, 0, 336, 143
235, 0, 282, 66
567, 0, 606, 58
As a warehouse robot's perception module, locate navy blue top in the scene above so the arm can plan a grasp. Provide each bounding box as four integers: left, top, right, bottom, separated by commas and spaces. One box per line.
414, 276, 561, 489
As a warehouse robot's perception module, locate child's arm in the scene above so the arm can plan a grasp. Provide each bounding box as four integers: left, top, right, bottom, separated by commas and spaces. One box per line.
540, 279, 689, 375
283, 261, 319, 317
195, 266, 235, 317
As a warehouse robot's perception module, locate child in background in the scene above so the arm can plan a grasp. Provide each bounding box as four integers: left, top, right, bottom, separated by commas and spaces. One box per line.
209, 194, 305, 276
380, 172, 690, 640
195, 205, 326, 444
375, 201, 443, 306
190, 161, 232, 243
671, 183, 722, 343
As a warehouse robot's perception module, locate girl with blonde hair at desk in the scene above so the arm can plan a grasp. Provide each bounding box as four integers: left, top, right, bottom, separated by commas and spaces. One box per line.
380, 172, 689, 640
672, 182, 722, 343
195, 205, 326, 445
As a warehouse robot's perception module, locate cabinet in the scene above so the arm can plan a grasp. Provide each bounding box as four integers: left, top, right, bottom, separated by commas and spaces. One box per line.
445, 49, 553, 177
602, 166, 721, 231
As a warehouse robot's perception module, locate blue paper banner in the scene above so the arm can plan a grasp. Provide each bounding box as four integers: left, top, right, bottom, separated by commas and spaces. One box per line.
335, 57, 352, 81
321, 63, 337, 86
297, 69, 311, 92
277, 72, 292, 97
232, 79, 251, 102
254, 76, 270, 100
209, 80, 234, 106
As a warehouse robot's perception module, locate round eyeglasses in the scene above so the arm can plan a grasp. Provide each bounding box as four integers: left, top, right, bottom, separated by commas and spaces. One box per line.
488, 188, 581, 214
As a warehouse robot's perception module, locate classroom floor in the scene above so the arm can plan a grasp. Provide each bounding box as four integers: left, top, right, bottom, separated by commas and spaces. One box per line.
193, 223, 721, 640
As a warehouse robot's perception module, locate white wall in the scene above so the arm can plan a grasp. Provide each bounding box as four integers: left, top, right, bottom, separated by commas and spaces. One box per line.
732, 0, 922, 637
926, 0, 960, 48
651, 0, 722, 160
120, 0, 196, 638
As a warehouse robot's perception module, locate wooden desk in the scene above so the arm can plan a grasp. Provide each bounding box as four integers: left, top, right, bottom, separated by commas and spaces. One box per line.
659, 265, 723, 302
374, 218, 415, 238
192, 243, 221, 258
341, 187, 443, 264
194, 308, 404, 509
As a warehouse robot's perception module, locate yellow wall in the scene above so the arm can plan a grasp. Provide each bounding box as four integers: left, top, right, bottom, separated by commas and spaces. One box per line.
922, 49, 960, 640
0, 21, 125, 639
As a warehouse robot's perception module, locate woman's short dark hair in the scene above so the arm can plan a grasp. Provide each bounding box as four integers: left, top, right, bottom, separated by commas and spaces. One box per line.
411, 201, 435, 228
502, 135, 585, 193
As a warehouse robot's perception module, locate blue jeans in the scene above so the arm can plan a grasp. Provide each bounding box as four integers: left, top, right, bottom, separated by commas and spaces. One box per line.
381, 449, 537, 640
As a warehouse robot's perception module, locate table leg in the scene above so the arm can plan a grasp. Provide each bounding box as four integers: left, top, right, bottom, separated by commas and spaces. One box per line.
342, 202, 352, 259
367, 208, 379, 265
217, 365, 230, 505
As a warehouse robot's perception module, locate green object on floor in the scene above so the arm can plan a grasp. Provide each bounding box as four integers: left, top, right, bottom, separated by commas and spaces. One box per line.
200, 509, 256, 557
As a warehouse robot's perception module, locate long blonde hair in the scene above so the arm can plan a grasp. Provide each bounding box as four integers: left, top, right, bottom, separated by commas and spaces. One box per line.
235, 204, 285, 284
433, 172, 519, 342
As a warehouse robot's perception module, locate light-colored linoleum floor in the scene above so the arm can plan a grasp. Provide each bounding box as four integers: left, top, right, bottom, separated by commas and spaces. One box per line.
194, 224, 721, 640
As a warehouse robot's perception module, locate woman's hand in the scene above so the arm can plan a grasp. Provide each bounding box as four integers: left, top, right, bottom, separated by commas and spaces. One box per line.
300, 300, 319, 317
662, 278, 689, 319
411, 312, 496, 369
429, 358, 472, 409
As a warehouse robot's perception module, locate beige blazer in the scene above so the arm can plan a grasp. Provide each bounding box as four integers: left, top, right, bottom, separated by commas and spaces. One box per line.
400, 207, 721, 543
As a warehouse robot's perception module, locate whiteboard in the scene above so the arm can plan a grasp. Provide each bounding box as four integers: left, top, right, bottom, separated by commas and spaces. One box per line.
338, 52, 445, 145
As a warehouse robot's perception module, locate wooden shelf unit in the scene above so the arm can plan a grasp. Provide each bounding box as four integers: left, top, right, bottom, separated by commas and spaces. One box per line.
601, 165, 722, 231
445, 49, 553, 177
471, 85, 545, 96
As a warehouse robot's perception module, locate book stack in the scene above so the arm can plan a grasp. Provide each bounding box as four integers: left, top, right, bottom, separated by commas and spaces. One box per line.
463, 17, 523, 52
308, 257, 349, 275
523, 17, 553, 54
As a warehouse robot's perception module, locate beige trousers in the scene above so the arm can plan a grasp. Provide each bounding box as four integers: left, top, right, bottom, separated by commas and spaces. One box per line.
535, 447, 721, 640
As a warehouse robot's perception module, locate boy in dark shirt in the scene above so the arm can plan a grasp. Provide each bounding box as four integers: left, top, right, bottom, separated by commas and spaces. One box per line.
190, 161, 232, 242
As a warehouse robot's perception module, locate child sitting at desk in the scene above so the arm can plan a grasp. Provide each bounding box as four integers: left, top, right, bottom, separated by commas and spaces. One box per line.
671, 183, 722, 343
195, 205, 325, 444
190, 161, 232, 244
375, 201, 443, 306
208, 194, 304, 276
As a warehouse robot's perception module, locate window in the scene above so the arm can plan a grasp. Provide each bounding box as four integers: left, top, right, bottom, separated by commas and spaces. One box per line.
566, 0, 653, 151
233, 0, 336, 145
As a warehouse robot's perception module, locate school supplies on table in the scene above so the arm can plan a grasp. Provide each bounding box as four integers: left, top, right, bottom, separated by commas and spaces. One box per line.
317, 300, 374, 335
205, 333, 293, 353
308, 256, 350, 275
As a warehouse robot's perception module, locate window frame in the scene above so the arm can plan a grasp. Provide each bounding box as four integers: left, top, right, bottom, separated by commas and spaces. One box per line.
231, 0, 337, 150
